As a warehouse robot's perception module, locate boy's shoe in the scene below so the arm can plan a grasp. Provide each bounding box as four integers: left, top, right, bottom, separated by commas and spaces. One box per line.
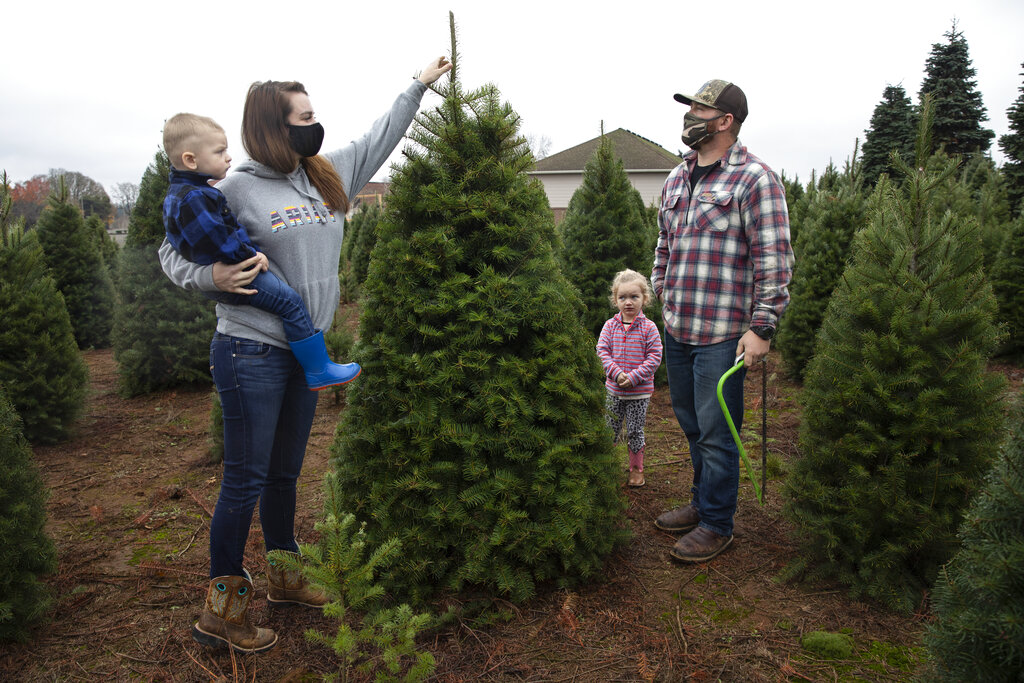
627, 470, 645, 487
288, 330, 361, 391
669, 527, 733, 563
654, 504, 700, 533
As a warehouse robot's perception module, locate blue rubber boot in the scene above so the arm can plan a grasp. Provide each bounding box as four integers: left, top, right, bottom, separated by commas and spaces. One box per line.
288, 330, 361, 391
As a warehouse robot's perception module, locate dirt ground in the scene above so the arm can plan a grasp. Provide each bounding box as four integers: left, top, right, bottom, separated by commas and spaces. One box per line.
2, 332, 1021, 682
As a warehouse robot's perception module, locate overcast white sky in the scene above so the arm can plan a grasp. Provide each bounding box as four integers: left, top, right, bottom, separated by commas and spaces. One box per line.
2, 0, 1022, 196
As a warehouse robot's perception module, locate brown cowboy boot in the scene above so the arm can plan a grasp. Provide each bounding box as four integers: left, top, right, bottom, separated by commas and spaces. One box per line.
192, 574, 278, 652
669, 526, 734, 563
266, 551, 329, 609
654, 503, 700, 533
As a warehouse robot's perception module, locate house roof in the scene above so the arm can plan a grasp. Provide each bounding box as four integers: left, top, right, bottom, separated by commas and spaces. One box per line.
531, 128, 682, 174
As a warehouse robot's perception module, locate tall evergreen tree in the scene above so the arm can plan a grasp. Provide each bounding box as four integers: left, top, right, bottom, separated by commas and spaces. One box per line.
0, 385, 58, 642
331, 15, 627, 604
34, 181, 116, 349
777, 152, 869, 381
918, 22, 994, 156
782, 106, 1006, 612
991, 213, 1024, 359
925, 389, 1024, 680
999, 63, 1024, 215
861, 85, 917, 187
558, 131, 654, 338
112, 151, 216, 397
0, 173, 88, 444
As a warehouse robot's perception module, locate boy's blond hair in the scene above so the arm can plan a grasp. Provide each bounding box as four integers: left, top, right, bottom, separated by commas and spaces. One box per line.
162, 113, 223, 169
609, 269, 653, 308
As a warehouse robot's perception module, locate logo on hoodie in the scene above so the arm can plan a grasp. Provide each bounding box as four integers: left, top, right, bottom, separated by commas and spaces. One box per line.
269, 204, 337, 233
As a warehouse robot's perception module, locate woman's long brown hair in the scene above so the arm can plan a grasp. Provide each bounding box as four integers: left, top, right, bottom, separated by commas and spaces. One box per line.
241, 81, 349, 214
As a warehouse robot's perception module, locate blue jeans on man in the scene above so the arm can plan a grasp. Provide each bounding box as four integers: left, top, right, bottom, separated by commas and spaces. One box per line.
658, 333, 744, 560
208, 333, 319, 578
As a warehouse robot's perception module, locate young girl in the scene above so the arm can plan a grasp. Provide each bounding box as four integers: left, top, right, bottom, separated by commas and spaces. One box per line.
596, 269, 663, 487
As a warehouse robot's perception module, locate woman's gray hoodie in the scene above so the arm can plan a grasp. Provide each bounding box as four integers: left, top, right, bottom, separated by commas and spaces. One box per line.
159, 79, 427, 348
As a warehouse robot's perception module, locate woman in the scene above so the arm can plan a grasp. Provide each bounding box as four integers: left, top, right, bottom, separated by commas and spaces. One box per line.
159, 56, 451, 653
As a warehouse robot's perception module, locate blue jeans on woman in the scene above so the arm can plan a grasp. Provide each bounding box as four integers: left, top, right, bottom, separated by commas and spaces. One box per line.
208, 332, 319, 578
663, 333, 745, 537
207, 270, 315, 343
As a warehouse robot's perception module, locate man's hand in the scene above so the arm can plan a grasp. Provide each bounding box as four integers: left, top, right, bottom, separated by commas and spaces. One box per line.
736, 329, 771, 365
212, 254, 263, 295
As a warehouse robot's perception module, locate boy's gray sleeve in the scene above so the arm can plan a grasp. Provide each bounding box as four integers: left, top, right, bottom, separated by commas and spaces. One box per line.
158, 238, 218, 292
326, 80, 427, 199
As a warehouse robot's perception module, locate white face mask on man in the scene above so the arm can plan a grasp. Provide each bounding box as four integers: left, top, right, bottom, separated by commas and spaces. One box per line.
680, 111, 726, 149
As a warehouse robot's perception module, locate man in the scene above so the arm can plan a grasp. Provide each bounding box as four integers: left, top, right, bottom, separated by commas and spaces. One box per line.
651, 79, 793, 563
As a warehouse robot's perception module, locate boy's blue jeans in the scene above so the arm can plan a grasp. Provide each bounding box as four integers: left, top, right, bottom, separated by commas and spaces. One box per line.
663, 333, 745, 537
208, 333, 319, 578
207, 269, 315, 343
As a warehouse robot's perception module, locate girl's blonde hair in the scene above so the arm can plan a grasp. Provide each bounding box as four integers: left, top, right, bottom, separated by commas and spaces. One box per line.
609, 269, 653, 308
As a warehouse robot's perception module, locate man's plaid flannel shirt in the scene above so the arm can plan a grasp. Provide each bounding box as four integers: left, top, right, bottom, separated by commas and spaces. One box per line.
652, 141, 794, 345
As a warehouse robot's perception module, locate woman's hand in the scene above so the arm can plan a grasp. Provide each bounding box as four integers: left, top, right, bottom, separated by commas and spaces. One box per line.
417, 56, 452, 85
213, 255, 263, 294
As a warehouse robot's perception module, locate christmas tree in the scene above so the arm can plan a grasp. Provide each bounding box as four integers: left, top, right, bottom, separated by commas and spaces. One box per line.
918, 22, 994, 156
331, 15, 627, 603
783, 105, 1005, 612
924, 390, 1024, 680
1000, 63, 1024, 215
0, 173, 88, 444
991, 213, 1024, 359
860, 85, 916, 187
558, 130, 657, 338
34, 180, 116, 349
777, 151, 868, 381
112, 151, 216, 397
0, 380, 58, 641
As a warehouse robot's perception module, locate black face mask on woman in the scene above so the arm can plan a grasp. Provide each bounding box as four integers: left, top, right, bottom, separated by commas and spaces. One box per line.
287, 122, 325, 158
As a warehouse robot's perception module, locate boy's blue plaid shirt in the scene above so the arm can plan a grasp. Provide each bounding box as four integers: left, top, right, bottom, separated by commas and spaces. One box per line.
163, 168, 259, 266
652, 141, 794, 345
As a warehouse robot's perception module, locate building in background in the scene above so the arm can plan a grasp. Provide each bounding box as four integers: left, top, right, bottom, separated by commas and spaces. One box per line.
528, 128, 682, 223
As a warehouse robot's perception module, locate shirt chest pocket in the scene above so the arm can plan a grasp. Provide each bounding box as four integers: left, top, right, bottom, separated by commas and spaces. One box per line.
661, 193, 686, 235
694, 191, 734, 232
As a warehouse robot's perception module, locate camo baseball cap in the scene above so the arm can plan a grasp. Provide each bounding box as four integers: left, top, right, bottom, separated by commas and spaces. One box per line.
674, 79, 748, 123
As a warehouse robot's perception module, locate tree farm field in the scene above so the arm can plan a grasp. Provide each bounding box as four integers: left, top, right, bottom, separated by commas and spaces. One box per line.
4, 315, 1022, 682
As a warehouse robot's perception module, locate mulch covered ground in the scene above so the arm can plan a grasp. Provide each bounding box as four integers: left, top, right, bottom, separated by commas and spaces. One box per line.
5, 336, 1018, 682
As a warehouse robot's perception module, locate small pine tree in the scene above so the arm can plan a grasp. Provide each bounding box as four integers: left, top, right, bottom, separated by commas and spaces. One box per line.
991, 213, 1024, 359
918, 22, 995, 157
0, 385, 58, 641
112, 151, 216, 397
0, 173, 88, 444
1000, 63, 1024, 215
331, 15, 627, 604
924, 391, 1024, 681
86, 213, 120, 290
271, 472, 435, 682
777, 150, 869, 381
34, 180, 116, 349
783, 106, 1006, 612
861, 84, 917, 187
345, 202, 383, 286
558, 131, 653, 338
